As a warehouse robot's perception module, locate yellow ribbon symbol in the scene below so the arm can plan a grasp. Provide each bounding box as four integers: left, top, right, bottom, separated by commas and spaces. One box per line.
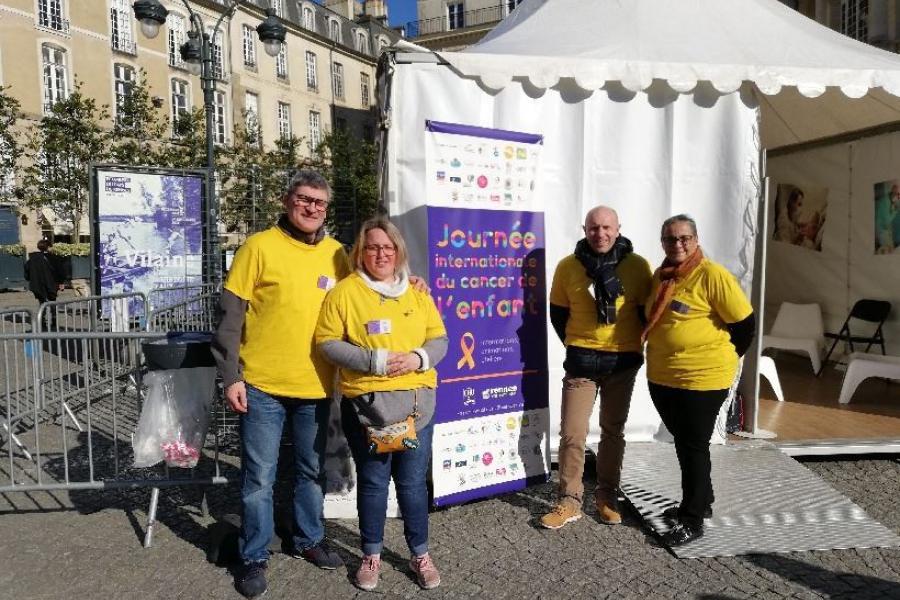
456, 332, 476, 370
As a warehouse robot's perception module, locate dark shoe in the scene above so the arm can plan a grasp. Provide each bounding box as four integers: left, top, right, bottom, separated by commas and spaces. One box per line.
661, 505, 712, 521
294, 541, 344, 570
236, 561, 268, 599
659, 521, 704, 547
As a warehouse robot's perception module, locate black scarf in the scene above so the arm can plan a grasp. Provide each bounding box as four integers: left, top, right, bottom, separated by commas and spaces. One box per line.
574, 235, 633, 325
277, 214, 325, 245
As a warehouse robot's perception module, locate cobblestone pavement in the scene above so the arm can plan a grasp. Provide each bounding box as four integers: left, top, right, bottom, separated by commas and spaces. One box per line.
0, 452, 898, 600
2, 288, 899, 599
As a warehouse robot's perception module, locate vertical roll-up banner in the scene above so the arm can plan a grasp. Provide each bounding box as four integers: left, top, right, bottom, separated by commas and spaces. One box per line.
425, 121, 550, 506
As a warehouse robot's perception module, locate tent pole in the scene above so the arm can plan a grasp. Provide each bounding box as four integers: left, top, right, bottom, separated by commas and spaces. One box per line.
739, 146, 772, 438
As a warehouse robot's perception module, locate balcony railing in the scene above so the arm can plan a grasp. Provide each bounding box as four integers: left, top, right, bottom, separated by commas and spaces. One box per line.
406, 4, 505, 38
111, 38, 138, 55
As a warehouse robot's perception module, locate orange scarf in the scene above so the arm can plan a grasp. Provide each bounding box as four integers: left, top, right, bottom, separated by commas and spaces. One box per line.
641, 247, 705, 343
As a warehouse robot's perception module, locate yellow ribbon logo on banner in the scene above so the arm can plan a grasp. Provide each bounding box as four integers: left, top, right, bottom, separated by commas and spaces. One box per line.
456, 332, 476, 370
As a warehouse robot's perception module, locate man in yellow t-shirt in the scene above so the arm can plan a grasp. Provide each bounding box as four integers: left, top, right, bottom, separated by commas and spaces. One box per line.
540, 206, 652, 530
212, 170, 348, 599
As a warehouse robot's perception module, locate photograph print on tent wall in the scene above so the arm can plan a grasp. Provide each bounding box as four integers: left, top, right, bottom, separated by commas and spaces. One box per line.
873, 180, 900, 255
773, 183, 828, 252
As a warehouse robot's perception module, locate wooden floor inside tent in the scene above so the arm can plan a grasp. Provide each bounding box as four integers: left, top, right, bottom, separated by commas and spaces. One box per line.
756, 353, 900, 442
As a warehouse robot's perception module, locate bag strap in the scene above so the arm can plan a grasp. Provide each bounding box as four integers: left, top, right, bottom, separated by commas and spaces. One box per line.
410, 389, 420, 419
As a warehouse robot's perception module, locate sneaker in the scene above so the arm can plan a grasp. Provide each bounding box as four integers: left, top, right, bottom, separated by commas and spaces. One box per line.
409, 553, 441, 590
540, 501, 583, 529
355, 554, 381, 591
661, 506, 713, 521
659, 521, 704, 547
236, 561, 268, 599
595, 495, 622, 525
294, 541, 344, 570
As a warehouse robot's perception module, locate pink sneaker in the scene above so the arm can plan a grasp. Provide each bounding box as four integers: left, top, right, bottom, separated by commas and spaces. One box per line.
409, 553, 441, 590
355, 554, 381, 591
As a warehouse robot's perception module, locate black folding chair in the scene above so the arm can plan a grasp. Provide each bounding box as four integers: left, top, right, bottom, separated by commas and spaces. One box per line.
821, 299, 892, 372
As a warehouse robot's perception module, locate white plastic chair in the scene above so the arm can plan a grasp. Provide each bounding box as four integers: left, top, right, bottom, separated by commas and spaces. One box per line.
758, 355, 784, 402
761, 302, 825, 375
838, 353, 900, 404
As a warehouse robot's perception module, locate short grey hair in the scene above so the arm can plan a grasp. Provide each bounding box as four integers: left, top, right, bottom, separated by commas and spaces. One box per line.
283, 169, 331, 200
660, 214, 697, 237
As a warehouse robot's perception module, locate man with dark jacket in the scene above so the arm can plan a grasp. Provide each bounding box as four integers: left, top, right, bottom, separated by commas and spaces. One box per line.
24, 239, 64, 329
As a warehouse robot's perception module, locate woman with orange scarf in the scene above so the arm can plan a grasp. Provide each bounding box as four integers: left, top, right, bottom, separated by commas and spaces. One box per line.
642, 215, 755, 547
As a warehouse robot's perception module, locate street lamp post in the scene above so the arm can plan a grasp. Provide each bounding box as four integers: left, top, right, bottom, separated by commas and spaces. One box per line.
133, 0, 285, 286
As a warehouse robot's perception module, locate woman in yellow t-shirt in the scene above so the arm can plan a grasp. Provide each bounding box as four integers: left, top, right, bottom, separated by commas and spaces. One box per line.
315, 217, 448, 592
642, 214, 755, 547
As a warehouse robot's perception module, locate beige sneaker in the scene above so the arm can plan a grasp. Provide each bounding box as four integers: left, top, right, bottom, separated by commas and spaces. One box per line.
409, 552, 441, 589
540, 501, 583, 529
355, 554, 381, 591
595, 495, 622, 525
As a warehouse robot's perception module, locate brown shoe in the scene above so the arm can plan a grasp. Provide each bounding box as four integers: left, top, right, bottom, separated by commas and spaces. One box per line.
540, 501, 583, 529
409, 552, 441, 590
595, 495, 622, 525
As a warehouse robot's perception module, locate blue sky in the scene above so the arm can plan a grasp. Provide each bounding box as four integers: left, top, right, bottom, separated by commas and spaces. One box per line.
385, 0, 417, 27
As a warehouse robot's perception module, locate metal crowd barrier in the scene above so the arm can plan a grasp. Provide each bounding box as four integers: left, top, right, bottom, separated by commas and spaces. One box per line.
35, 291, 149, 333
147, 283, 218, 313
146, 289, 220, 333
0, 329, 228, 548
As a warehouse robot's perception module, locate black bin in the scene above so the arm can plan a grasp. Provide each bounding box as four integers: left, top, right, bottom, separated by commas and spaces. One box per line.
142, 332, 216, 371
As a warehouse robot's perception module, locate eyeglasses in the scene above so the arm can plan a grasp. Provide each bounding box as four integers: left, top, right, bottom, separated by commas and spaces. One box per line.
363, 244, 396, 256
289, 193, 330, 211
661, 234, 696, 246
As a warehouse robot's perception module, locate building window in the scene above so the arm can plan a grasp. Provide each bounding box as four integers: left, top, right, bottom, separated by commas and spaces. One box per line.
167, 13, 187, 68
332, 62, 344, 100
38, 0, 68, 34
271, 0, 284, 17
276, 42, 288, 80
360, 72, 370, 106
210, 29, 225, 81
41, 44, 68, 113
308, 110, 321, 151
305, 51, 317, 90
245, 91, 260, 145
110, 0, 135, 54
242, 24, 257, 68
355, 30, 368, 54
841, 0, 868, 42
170, 78, 190, 137
213, 90, 227, 144
277, 102, 291, 139
329, 19, 341, 43
302, 6, 315, 31
113, 63, 136, 124
448, 2, 464, 30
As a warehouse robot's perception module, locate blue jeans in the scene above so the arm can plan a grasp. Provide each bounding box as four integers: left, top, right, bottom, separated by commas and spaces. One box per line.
341, 399, 433, 557
239, 384, 330, 564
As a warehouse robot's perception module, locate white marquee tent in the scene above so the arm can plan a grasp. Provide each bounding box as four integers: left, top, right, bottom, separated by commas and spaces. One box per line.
379, 0, 900, 444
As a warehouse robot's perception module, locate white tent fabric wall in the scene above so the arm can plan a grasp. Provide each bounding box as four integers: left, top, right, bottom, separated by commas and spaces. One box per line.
767, 132, 900, 356
385, 60, 760, 445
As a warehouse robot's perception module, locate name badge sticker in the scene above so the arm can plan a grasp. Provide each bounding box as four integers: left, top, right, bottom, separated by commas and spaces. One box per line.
366, 319, 392, 335
317, 275, 336, 291
670, 299, 691, 314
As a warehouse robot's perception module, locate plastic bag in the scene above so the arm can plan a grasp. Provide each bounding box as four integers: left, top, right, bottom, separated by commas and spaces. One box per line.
133, 367, 216, 468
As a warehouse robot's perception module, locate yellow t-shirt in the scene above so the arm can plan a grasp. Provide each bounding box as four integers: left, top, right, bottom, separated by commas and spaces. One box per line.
645, 258, 753, 391
224, 227, 350, 398
549, 252, 652, 353
315, 272, 447, 398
